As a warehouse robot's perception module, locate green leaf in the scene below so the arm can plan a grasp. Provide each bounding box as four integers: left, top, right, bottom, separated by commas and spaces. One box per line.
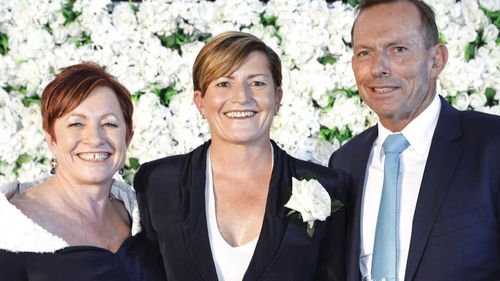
62, 0, 81, 26
286, 209, 296, 217
43, 23, 53, 34
319, 126, 353, 143
260, 14, 278, 28
0, 32, 9, 55
317, 55, 337, 65
128, 157, 140, 170
306, 222, 315, 238
22, 97, 41, 107
445, 95, 456, 105
464, 42, 475, 62
347, 0, 361, 8
128, 0, 139, 14
15, 154, 30, 171
302, 173, 318, 181
480, 7, 500, 30
152, 85, 177, 106
157, 27, 191, 55
4, 85, 28, 95
331, 199, 344, 213
485, 87, 498, 106
438, 33, 446, 44
75, 32, 92, 47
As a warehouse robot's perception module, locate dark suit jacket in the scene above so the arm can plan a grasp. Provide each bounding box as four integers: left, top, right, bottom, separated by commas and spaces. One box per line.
135, 140, 348, 281
329, 96, 500, 281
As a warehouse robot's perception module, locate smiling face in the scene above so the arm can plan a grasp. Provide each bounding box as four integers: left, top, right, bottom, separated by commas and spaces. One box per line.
47, 86, 129, 186
194, 51, 282, 146
351, 1, 447, 131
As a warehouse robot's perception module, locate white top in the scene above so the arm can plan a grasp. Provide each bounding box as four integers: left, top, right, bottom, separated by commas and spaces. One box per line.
360, 94, 441, 281
0, 179, 141, 253
205, 146, 273, 281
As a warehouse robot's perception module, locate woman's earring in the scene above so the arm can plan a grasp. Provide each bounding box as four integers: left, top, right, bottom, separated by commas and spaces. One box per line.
119, 168, 125, 175
50, 158, 57, 175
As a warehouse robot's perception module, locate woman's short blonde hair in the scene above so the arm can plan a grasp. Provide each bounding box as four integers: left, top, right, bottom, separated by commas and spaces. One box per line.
192, 31, 282, 96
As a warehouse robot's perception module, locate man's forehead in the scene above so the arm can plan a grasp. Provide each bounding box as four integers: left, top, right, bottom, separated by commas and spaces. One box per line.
352, 2, 424, 44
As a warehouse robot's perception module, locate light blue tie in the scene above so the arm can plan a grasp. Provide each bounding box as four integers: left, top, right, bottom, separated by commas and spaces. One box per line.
372, 134, 409, 281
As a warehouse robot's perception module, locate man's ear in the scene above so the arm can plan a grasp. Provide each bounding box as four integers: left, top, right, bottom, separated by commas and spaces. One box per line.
430, 43, 448, 79
193, 90, 206, 118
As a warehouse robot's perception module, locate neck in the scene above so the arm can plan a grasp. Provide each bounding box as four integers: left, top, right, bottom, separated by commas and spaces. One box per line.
209, 138, 273, 177
47, 174, 113, 218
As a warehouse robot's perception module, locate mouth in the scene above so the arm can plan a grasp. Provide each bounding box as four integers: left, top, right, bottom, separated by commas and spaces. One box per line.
224, 111, 256, 119
77, 152, 111, 162
371, 87, 398, 93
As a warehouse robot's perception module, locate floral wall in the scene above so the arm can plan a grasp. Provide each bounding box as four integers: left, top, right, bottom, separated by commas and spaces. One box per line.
0, 0, 498, 185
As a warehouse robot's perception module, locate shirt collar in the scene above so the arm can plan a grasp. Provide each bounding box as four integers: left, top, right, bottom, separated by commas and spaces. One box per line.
376, 94, 441, 160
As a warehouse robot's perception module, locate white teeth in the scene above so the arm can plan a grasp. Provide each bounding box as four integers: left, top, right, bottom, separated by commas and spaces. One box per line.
225, 111, 255, 118
373, 87, 394, 93
78, 152, 110, 161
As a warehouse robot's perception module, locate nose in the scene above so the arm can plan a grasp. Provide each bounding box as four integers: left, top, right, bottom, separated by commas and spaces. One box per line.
371, 52, 391, 78
232, 83, 252, 104
83, 123, 105, 146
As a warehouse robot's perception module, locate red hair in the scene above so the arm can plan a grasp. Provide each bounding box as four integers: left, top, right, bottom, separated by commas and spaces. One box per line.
41, 62, 134, 143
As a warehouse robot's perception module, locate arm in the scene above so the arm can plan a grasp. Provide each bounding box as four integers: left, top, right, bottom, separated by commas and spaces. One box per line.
134, 163, 159, 245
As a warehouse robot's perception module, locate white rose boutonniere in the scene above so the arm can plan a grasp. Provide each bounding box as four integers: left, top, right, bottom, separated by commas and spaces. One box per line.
285, 177, 343, 237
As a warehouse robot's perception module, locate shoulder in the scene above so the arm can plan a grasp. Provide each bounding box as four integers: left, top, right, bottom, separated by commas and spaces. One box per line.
0, 193, 68, 253
334, 125, 377, 156
285, 152, 350, 199
459, 110, 500, 136
134, 142, 209, 193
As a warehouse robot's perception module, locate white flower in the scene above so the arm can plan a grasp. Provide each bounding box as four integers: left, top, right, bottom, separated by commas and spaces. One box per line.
461, 0, 488, 30
482, 24, 499, 43
455, 92, 471, 110
479, 0, 500, 11
285, 177, 331, 230
112, 3, 137, 33
469, 92, 487, 109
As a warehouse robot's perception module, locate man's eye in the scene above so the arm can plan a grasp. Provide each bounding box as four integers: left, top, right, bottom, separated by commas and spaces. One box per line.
357, 50, 369, 57
395, 46, 407, 53
251, 81, 266, 87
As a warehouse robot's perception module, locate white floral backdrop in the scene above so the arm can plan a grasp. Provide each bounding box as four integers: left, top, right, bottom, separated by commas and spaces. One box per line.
0, 0, 498, 185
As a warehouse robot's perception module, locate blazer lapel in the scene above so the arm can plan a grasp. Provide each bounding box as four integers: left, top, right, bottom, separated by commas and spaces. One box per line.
347, 126, 378, 281
243, 141, 292, 281
181, 141, 219, 281
404, 98, 463, 281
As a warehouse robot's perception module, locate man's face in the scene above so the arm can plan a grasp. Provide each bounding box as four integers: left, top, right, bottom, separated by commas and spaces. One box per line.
351, 1, 444, 131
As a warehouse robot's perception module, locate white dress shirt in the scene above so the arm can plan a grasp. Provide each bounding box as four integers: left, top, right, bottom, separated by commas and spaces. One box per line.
360, 94, 441, 281
205, 147, 262, 281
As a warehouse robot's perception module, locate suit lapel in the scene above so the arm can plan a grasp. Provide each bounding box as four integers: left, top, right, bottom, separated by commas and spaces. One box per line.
181, 141, 219, 281
346, 126, 378, 281
404, 98, 463, 281
243, 141, 291, 281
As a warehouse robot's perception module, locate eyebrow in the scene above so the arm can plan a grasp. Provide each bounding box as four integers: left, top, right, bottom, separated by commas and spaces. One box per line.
222, 73, 270, 79
66, 113, 119, 119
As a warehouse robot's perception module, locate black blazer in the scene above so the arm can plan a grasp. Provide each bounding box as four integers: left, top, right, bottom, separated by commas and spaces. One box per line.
134, 140, 348, 281
329, 96, 500, 281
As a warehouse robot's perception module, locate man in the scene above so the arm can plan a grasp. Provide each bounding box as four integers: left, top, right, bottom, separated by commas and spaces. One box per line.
329, 0, 500, 280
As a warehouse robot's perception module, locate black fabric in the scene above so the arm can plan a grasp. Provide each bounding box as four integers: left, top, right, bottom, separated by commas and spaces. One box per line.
0, 233, 166, 281
135, 140, 349, 281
